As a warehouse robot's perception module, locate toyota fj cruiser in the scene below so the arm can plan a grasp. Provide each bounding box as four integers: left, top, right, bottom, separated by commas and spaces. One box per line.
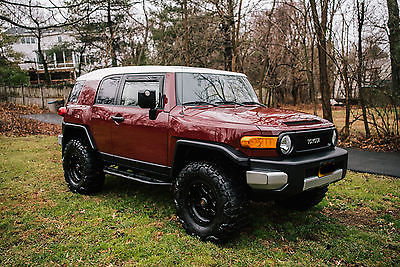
58, 66, 348, 242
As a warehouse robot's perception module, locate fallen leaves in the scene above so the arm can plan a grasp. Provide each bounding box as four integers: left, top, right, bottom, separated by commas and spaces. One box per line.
0, 102, 61, 136
339, 134, 400, 152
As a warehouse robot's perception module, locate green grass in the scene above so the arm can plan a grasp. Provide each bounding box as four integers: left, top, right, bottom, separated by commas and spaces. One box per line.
0, 136, 399, 266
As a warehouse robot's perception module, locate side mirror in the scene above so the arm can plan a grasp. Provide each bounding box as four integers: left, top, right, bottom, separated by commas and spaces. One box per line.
138, 90, 156, 109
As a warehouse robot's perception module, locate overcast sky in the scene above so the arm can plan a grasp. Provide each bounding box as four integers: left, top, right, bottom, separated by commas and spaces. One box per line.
11, 0, 394, 47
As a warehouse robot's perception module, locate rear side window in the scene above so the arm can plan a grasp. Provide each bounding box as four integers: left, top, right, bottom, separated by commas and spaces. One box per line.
95, 76, 121, 105
120, 80, 160, 106
68, 81, 84, 103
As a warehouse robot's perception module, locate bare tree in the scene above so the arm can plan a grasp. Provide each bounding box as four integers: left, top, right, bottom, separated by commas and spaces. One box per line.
182, 0, 189, 66
0, 0, 97, 83
67, 0, 139, 68
356, 0, 371, 138
310, 0, 333, 122
334, 11, 354, 138
0, 0, 88, 31
386, 0, 400, 97
301, 0, 317, 114
211, 0, 235, 71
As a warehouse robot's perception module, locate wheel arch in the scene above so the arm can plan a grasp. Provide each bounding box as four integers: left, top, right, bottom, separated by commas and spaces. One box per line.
62, 123, 96, 153
170, 139, 249, 179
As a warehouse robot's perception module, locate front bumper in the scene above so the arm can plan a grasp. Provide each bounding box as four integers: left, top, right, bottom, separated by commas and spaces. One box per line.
246, 147, 348, 196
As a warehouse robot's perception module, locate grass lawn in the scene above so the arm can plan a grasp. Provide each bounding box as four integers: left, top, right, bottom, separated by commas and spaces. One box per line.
0, 136, 399, 266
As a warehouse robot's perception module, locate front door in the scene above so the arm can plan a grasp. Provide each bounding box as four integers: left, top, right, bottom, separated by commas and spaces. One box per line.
111, 74, 169, 166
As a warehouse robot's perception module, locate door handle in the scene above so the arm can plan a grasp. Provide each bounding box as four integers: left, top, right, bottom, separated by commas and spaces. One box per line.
111, 116, 124, 123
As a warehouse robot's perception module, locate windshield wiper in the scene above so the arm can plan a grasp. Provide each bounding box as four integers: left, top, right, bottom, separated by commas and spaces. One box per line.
241, 101, 266, 107
215, 101, 244, 106
182, 101, 217, 107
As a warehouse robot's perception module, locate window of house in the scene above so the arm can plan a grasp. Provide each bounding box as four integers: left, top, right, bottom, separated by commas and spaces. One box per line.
120, 80, 160, 107
58, 36, 62, 42
21, 37, 25, 44
95, 76, 121, 105
26, 37, 31, 44
31, 37, 36, 44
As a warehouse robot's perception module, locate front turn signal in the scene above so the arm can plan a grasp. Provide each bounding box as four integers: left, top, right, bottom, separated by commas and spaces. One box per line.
240, 136, 278, 149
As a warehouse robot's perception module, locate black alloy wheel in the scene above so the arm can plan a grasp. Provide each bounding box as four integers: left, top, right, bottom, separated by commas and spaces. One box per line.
186, 181, 218, 226
63, 139, 105, 194
174, 161, 248, 243
64, 154, 84, 187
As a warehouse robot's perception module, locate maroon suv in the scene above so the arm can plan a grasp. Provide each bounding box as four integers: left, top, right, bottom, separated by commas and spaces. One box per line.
59, 66, 348, 242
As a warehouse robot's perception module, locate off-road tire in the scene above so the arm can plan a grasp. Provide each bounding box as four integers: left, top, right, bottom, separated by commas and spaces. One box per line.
63, 139, 105, 194
174, 161, 248, 243
276, 186, 328, 211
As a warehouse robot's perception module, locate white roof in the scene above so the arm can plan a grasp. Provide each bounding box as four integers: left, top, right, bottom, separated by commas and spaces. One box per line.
77, 65, 246, 81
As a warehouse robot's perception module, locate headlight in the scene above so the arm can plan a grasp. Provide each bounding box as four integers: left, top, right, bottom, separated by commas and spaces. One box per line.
332, 129, 338, 146
240, 136, 278, 149
279, 135, 293, 155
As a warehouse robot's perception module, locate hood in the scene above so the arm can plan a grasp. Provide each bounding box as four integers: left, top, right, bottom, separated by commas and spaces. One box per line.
181, 106, 333, 135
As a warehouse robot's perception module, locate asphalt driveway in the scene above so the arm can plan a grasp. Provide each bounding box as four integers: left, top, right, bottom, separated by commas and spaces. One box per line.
345, 148, 400, 178
22, 113, 63, 125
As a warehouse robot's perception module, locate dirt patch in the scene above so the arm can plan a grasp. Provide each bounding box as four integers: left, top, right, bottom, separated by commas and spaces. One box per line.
0, 102, 60, 136
323, 207, 399, 231
323, 207, 378, 228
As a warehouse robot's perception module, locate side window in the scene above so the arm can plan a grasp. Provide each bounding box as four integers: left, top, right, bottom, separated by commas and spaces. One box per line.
68, 81, 84, 103
120, 80, 160, 107
95, 76, 120, 105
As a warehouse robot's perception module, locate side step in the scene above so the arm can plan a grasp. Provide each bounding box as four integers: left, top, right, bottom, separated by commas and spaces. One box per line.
104, 166, 172, 186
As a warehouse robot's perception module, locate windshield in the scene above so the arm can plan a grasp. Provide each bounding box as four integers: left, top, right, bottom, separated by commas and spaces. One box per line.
176, 73, 259, 105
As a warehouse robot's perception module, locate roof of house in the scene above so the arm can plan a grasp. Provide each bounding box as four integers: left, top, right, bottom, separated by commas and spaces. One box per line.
6, 27, 68, 36
77, 66, 247, 81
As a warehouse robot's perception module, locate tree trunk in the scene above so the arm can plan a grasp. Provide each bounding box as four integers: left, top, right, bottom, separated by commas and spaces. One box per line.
387, 0, 400, 98
182, 0, 189, 66
310, 37, 317, 115
232, 0, 243, 72
310, 0, 333, 122
338, 13, 352, 139
78, 45, 86, 77
36, 29, 50, 84
138, 0, 149, 65
302, 2, 317, 115
218, 0, 235, 71
343, 57, 351, 138
107, 0, 117, 67
259, 56, 271, 104
356, 0, 371, 138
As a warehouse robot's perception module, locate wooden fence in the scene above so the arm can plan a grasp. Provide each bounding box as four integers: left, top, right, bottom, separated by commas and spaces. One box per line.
0, 85, 72, 109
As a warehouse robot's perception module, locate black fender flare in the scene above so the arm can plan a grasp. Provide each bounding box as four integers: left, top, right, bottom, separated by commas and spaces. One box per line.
170, 139, 249, 177
62, 122, 97, 150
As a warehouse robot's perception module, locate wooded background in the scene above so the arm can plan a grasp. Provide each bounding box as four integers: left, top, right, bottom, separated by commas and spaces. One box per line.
0, 0, 399, 139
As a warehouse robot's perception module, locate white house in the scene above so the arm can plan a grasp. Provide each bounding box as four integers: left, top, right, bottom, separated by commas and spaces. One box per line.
333, 54, 391, 100
8, 27, 94, 84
